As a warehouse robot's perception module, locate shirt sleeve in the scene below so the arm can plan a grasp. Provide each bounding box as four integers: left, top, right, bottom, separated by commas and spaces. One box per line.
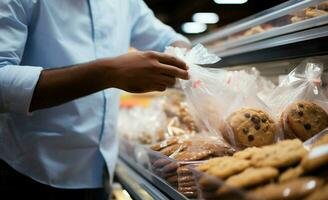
0, 0, 43, 114
129, 0, 190, 52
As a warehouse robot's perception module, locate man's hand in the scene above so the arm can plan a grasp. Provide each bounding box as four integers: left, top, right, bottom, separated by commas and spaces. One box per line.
102, 51, 189, 93
30, 51, 189, 111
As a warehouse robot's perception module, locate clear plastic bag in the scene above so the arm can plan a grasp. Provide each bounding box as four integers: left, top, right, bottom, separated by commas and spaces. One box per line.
118, 97, 167, 144
267, 59, 328, 141
166, 44, 281, 149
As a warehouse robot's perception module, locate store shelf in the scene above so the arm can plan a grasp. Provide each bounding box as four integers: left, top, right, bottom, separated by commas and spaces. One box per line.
208, 15, 328, 53
117, 152, 190, 200
204, 25, 328, 68
193, 0, 326, 45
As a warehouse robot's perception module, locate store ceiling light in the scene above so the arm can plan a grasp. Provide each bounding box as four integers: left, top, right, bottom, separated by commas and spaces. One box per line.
214, 0, 248, 4
182, 22, 207, 34
192, 12, 219, 24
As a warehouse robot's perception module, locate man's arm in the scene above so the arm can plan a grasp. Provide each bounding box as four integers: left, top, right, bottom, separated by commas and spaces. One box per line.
0, 1, 189, 113
30, 51, 189, 111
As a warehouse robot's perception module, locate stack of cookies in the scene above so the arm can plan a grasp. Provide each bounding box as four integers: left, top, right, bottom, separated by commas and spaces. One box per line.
194, 135, 328, 200
149, 135, 234, 198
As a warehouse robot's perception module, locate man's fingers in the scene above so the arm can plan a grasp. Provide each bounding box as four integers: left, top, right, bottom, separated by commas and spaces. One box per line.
157, 64, 189, 80
154, 84, 167, 92
152, 52, 188, 70
156, 75, 176, 87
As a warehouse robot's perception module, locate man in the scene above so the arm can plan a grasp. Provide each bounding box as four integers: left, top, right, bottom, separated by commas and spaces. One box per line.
0, 0, 190, 199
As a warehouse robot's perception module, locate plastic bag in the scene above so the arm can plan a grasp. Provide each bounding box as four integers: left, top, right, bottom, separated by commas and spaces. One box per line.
267, 59, 328, 141
118, 97, 167, 144
166, 45, 281, 149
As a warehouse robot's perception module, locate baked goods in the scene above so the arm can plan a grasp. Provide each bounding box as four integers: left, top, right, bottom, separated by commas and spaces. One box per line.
290, 7, 328, 23
226, 108, 277, 147
194, 139, 327, 199
305, 7, 328, 18
281, 100, 328, 141
301, 143, 328, 171
278, 166, 304, 182
234, 139, 307, 168
222, 167, 278, 190
249, 177, 324, 200
150, 137, 178, 151
317, 1, 328, 11
197, 157, 251, 179
243, 26, 265, 37
304, 184, 328, 200
149, 135, 235, 198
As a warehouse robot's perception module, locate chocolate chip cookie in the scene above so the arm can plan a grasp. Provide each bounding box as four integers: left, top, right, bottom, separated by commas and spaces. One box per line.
278, 166, 304, 182
203, 157, 251, 179
226, 108, 277, 148
221, 167, 279, 191
281, 100, 328, 141
234, 139, 307, 168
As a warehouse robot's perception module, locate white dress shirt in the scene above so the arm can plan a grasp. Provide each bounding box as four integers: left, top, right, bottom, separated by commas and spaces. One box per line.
0, 0, 188, 188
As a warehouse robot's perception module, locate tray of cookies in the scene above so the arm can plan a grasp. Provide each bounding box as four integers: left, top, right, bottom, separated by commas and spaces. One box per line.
148, 135, 235, 198
189, 131, 328, 200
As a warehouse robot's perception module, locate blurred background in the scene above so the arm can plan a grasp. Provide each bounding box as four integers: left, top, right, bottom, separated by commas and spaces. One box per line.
145, 0, 287, 38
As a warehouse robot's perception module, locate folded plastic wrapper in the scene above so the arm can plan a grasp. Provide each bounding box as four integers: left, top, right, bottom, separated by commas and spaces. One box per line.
265, 59, 328, 141
165, 44, 282, 149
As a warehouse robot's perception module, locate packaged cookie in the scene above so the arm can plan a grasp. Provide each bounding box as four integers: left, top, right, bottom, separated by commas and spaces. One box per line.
166, 45, 281, 149
148, 134, 234, 198
267, 60, 328, 141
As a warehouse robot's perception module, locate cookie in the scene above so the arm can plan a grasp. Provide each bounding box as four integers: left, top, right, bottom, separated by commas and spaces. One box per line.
205, 157, 251, 179
177, 166, 192, 176
282, 100, 328, 141
150, 137, 178, 151
174, 150, 213, 161
233, 146, 261, 160
226, 108, 277, 147
248, 177, 324, 200
278, 166, 304, 182
304, 184, 328, 200
198, 175, 220, 192
317, 1, 328, 11
305, 8, 328, 18
179, 181, 196, 187
178, 186, 197, 193
238, 139, 307, 168
290, 15, 305, 23
180, 190, 198, 198
219, 167, 278, 192
301, 144, 328, 172
178, 175, 194, 183
196, 157, 230, 172
160, 143, 184, 156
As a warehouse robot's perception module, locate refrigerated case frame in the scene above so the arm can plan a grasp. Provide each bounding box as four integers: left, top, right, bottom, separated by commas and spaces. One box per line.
193, 0, 326, 46
192, 0, 328, 68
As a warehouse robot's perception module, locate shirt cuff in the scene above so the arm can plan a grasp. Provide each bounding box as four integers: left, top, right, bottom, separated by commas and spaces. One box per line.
0, 65, 43, 115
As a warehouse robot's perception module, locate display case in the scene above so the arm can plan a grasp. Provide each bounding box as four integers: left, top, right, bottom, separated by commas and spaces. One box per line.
116, 0, 328, 199
193, 0, 328, 67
